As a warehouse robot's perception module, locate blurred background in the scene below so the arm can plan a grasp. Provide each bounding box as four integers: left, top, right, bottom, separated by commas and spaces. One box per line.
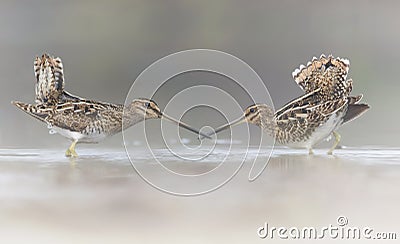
1, 0, 399, 148
1, 1, 400, 243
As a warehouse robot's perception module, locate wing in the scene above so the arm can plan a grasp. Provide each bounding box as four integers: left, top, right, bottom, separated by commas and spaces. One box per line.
291, 54, 352, 99
348, 94, 363, 104
34, 54, 65, 104
342, 103, 370, 125
13, 99, 124, 135
273, 90, 347, 143
61, 90, 83, 101
342, 94, 369, 124
12, 101, 53, 124
48, 100, 123, 134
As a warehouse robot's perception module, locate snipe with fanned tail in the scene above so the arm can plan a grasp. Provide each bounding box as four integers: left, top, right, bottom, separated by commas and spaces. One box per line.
13, 54, 209, 157
207, 54, 370, 154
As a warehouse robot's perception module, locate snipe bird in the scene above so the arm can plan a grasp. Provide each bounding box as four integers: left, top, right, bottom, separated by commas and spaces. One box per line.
207, 54, 370, 154
13, 54, 210, 157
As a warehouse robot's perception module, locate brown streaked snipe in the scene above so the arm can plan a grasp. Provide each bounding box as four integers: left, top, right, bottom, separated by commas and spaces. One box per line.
13, 54, 210, 157
206, 54, 370, 154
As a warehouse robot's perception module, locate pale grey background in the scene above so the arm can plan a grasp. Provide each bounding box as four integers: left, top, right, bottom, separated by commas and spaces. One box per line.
1, 0, 398, 148
1, 2, 400, 244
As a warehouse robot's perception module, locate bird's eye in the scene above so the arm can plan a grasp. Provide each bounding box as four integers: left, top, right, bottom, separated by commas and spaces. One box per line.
249, 108, 255, 113
144, 102, 151, 108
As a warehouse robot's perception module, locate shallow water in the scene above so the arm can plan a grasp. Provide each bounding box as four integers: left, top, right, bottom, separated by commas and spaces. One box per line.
0, 147, 399, 243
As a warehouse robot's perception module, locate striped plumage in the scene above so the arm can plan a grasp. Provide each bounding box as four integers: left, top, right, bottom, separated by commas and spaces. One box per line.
34, 54, 82, 104
292, 54, 352, 99
34, 54, 65, 104
210, 54, 370, 154
13, 54, 209, 157
12, 98, 161, 143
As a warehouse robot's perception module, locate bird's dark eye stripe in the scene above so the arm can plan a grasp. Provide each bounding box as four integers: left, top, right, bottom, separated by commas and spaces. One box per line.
248, 111, 260, 121
245, 109, 257, 118
245, 108, 257, 116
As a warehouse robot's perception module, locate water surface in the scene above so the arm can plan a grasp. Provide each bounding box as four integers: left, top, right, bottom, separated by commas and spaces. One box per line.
0, 147, 399, 243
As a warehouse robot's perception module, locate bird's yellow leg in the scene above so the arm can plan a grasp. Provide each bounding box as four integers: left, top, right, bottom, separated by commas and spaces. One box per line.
308, 148, 314, 155
327, 131, 341, 155
65, 148, 71, 157
65, 140, 78, 157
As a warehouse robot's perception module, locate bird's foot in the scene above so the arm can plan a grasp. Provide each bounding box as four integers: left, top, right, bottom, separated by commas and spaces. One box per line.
327, 131, 341, 155
65, 148, 78, 158
65, 148, 72, 157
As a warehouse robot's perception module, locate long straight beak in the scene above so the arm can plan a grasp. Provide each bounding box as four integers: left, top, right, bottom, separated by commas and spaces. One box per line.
161, 113, 212, 139
201, 116, 247, 139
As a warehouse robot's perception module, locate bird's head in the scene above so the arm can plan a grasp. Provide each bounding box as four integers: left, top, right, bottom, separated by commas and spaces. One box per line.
243, 104, 274, 127
125, 98, 211, 139
205, 104, 275, 137
127, 98, 162, 120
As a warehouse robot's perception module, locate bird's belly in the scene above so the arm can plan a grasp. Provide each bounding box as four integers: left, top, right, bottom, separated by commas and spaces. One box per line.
52, 127, 107, 143
285, 112, 344, 149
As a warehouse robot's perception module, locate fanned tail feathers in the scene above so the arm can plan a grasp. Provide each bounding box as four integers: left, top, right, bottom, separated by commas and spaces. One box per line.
34, 54, 65, 104
292, 54, 352, 99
